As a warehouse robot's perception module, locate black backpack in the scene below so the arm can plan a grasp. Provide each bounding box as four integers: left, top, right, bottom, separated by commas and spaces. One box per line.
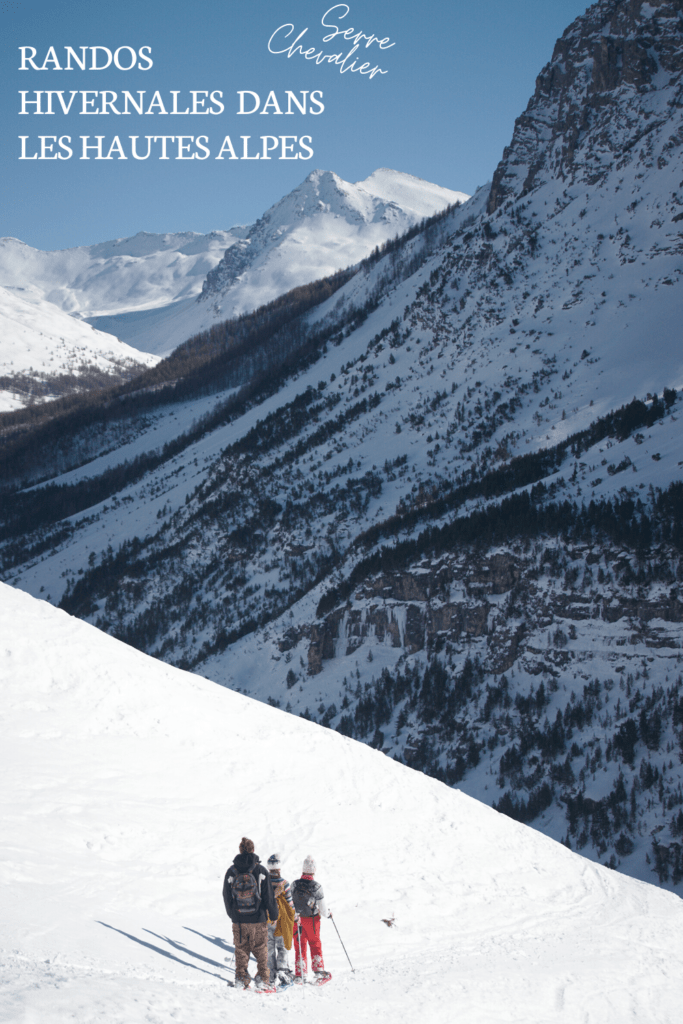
292, 878, 318, 916
231, 870, 262, 916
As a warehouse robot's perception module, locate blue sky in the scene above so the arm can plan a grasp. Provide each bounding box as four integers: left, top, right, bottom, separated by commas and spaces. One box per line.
2, 0, 589, 250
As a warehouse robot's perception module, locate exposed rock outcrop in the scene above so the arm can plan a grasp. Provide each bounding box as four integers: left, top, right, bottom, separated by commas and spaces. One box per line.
307, 544, 683, 673
488, 0, 683, 212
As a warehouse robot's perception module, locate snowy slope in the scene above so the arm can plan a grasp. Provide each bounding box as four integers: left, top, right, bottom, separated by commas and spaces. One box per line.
1, 580, 682, 1024
0, 230, 239, 382
0, 286, 159, 412
361, 167, 464, 215
200, 168, 468, 311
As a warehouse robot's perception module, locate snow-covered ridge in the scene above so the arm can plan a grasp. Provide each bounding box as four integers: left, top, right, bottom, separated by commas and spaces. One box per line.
201, 168, 468, 302
92, 168, 467, 355
1, 580, 681, 1023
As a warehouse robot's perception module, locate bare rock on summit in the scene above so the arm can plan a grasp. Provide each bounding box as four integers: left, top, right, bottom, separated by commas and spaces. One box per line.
488, 0, 683, 213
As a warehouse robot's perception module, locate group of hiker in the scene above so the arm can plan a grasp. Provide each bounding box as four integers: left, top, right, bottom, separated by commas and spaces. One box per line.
222, 836, 332, 991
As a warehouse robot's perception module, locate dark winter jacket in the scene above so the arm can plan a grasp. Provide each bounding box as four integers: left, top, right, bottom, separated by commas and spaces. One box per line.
292, 876, 327, 918
223, 853, 278, 924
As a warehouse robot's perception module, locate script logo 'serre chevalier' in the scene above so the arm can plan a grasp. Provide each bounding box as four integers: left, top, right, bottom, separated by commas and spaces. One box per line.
268, 4, 395, 79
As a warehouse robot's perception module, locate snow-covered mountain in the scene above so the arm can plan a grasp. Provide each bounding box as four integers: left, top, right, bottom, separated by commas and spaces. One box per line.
0, 169, 466, 360
201, 168, 469, 304
0, 285, 159, 412
1, 580, 681, 1023
0, 228, 238, 317
83, 168, 468, 355
2, 0, 683, 892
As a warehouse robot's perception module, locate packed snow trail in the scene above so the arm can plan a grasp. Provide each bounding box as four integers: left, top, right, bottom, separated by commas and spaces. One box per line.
1, 582, 682, 1023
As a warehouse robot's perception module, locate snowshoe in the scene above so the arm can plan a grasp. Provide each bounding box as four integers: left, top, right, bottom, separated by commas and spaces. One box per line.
311, 970, 332, 986
234, 976, 251, 990
253, 976, 277, 994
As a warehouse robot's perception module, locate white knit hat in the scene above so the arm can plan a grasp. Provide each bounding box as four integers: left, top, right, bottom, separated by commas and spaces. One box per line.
267, 852, 281, 870
302, 854, 316, 874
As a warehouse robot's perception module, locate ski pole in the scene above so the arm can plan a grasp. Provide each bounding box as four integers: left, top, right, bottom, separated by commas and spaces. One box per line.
329, 913, 354, 972
296, 918, 303, 977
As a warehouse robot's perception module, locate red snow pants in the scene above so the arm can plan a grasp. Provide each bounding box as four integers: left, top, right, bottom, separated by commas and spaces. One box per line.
294, 915, 324, 976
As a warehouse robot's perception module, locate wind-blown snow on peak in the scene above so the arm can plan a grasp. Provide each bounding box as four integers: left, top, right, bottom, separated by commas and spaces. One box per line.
200, 166, 466, 303
286, 168, 358, 216
359, 167, 470, 217
255, 167, 463, 225
224, 168, 384, 239
1, 580, 681, 1022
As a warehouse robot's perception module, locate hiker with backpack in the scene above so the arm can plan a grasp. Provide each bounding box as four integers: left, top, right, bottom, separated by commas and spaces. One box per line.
266, 852, 297, 985
292, 855, 332, 984
223, 837, 278, 991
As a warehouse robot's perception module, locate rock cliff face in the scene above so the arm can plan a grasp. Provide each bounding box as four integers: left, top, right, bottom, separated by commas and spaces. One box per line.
488, 0, 683, 212
306, 544, 683, 676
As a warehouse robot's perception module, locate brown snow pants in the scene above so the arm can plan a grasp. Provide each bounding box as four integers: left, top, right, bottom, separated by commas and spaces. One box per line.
232, 921, 270, 984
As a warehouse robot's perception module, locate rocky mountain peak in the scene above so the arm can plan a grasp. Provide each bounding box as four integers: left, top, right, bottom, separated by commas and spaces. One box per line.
200, 167, 465, 301
487, 0, 683, 213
